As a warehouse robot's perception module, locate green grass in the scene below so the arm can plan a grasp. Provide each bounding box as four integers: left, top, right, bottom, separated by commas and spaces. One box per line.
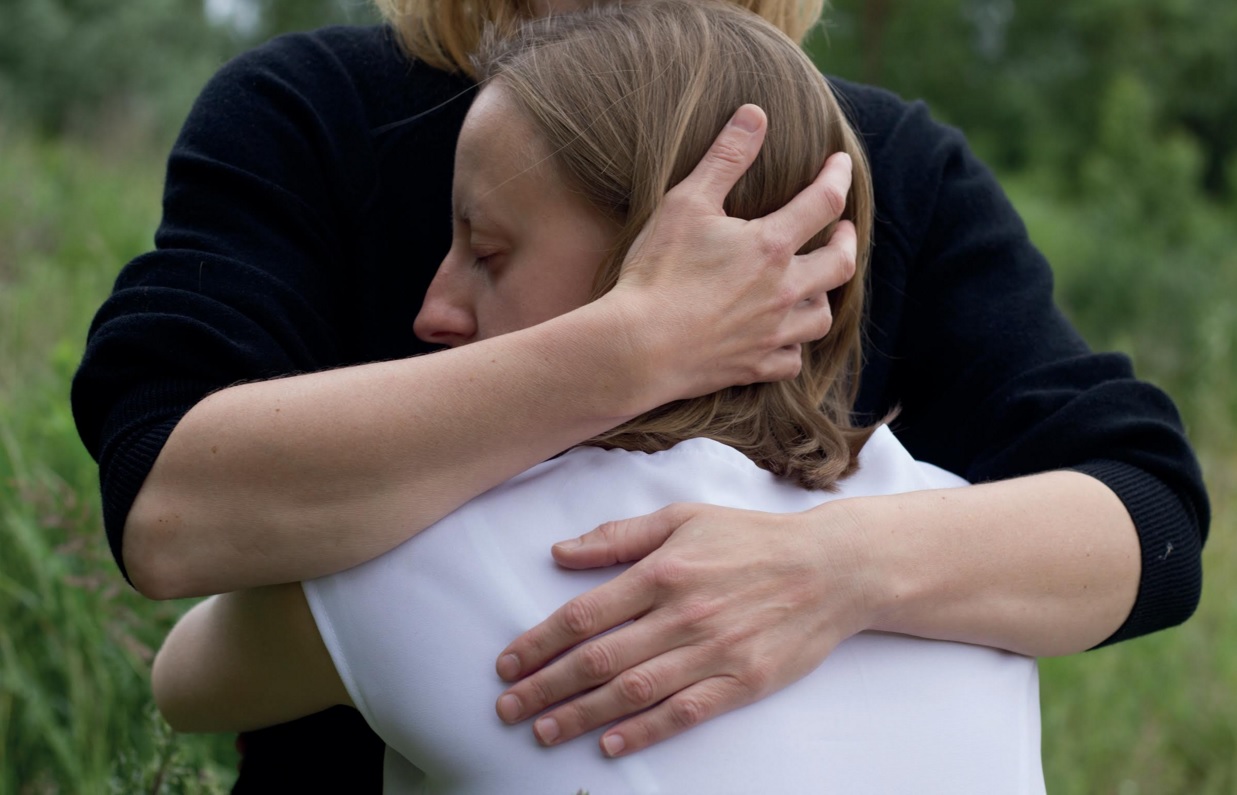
1039, 451, 1237, 794
1, 129, 232, 794
2, 127, 1234, 793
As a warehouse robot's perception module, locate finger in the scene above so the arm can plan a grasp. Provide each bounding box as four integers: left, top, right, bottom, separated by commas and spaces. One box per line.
498, 610, 687, 727
552, 503, 693, 569
495, 566, 655, 683
599, 675, 754, 757
764, 151, 853, 252
529, 645, 715, 747
671, 104, 768, 211
789, 220, 858, 302
780, 299, 834, 349
744, 344, 804, 385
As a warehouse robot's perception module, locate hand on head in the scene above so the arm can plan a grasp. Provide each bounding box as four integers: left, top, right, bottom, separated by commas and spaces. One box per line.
603, 103, 857, 405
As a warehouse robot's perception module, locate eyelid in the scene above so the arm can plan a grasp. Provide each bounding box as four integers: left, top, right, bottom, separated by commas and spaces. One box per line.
470, 245, 504, 273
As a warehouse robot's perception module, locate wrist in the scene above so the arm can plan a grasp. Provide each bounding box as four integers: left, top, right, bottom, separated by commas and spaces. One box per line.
814, 495, 923, 636
573, 288, 680, 416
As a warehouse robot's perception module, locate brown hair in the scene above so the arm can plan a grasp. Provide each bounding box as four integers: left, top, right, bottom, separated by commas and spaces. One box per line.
475, 0, 875, 490
374, 0, 826, 76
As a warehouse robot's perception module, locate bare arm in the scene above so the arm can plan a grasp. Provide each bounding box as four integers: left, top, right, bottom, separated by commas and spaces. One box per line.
493, 471, 1139, 756
853, 472, 1138, 652
152, 584, 345, 733
125, 108, 857, 599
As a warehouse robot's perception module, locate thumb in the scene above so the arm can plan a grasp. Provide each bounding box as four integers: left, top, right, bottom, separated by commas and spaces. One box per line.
676, 104, 767, 211
552, 504, 693, 569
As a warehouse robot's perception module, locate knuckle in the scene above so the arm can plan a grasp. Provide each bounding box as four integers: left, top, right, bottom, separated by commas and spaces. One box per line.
677, 597, 720, 628
741, 360, 765, 385
649, 557, 691, 591
726, 650, 768, 687
518, 629, 550, 659
773, 282, 800, 312
659, 502, 692, 525
625, 716, 658, 751
561, 596, 599, 637
558, 699, 595, 733
578, 642, 618, 682
668, 693, 708, 730
592, 519, 621, 544
822, 184, 847, 219
709, 138, 749, 169
616, 668, 659, 708
745, 665, 776, 695
837, 247, 857, 280
752, 352, 799, 383
757, 230, 795, 265
658, 187, 693, 216
815, 309, 835, 338
523, 675, 557, 711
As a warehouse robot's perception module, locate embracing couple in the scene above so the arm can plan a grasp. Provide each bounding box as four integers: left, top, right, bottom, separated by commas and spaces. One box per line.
72, 0, 1207, 792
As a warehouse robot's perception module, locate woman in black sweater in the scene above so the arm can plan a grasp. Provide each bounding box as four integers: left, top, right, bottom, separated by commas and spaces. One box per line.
72, 0, 1206, 787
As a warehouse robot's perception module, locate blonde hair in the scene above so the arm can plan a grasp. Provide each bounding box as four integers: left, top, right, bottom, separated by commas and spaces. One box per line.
374, 0, 826, 75
475, 0, 875, 490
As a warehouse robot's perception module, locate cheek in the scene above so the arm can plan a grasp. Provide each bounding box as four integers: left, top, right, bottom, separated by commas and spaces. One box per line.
496, 257, 595, 333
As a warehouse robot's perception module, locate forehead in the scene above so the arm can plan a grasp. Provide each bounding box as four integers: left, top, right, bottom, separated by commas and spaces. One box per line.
455, 85, 552, 190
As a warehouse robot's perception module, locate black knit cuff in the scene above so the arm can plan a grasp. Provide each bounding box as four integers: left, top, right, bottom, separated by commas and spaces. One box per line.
99, 417, 181, 586
1069, 459, 1203, 648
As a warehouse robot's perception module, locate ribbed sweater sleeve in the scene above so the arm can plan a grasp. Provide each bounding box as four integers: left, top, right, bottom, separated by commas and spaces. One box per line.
71, 28, 392, 578
834, 78, 1208, 646
71, 26, 1208, 647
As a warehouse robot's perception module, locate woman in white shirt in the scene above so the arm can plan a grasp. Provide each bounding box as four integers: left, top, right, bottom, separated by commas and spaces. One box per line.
152, 2, 1043, 791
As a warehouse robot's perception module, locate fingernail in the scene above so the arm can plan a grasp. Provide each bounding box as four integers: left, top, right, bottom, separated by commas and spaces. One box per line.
553, 538, 583, 553
729, 105, 761, 133
497, 694, 522, 722
497, 654, 520, 680
534, 717, 560, 744
602, 733, 626, 757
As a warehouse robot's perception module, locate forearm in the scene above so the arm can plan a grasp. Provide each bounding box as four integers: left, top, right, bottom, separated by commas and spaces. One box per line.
853, 470, 1140, 657
126, 299, 650, 598
152, 584, 347, 733
121, 111, 853, 599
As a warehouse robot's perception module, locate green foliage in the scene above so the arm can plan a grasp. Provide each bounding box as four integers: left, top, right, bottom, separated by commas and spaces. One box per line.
811, 3, 1237, 791
0, 0, 227, 137
0, 0, 377, 139
0, 131, 232, 794
815, 0, 1237, 198
2, 1, 1235, 792
1038, 444, 1237, 794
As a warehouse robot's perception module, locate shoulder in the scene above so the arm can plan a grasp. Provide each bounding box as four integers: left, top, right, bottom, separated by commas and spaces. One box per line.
826, 77, 966, 167
512, 440, 772, 494
850, 426, 970, 493
826, 77, 985, 253
195, 25, 469, 135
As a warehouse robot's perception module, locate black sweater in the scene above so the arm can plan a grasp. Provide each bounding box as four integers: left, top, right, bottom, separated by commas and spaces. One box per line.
71, 24, 1208, 787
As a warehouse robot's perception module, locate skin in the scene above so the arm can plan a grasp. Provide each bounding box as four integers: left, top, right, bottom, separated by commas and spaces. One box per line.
155, 84, 632, 732
148, 0, 1141, 764
497, 473, 1137, 757
154, 86, 1140, 766
123, 100, 854, 598
152, 95, 860, 725
413, 88, 618, 345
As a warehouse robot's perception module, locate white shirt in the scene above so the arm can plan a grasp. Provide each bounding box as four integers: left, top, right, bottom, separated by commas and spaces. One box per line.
304, 427, 1044, 794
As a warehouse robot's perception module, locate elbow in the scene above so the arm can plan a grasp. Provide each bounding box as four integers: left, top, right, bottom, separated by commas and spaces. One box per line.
122, 498, 198, 601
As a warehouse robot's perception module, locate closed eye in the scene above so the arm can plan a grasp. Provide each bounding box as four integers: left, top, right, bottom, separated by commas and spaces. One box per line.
471, 251, 504, 275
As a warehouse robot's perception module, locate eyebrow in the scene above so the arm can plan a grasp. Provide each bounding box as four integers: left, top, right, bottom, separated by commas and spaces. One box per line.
453, 195, 504, 233
451, 199, 471, 226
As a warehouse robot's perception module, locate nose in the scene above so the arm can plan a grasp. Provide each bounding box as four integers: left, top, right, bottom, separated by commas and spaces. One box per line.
413, 252, 478, 348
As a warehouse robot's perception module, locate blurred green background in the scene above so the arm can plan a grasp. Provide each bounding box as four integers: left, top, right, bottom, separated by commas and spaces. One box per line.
1, 0, 1234, 792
